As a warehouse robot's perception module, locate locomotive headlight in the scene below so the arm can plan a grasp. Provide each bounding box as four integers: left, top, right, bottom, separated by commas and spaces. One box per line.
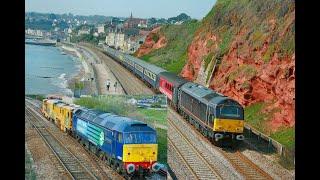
126, 164, 135, 174
152, 163, 161, 172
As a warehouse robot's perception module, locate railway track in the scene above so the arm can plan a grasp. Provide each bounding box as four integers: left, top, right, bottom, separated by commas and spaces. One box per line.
79, 43, 154, 95
167, 117, 222, 179
217, 149, 273, 180
25, 100, 124, 180
26, 98, 166, 180
168, 107, 273, 180
25, 106, 97, 180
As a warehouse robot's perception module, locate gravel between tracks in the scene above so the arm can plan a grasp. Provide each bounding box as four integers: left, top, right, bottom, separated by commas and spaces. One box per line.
167, 108, 243, 179
25, 114, 65, 180
240, 149, 295, 179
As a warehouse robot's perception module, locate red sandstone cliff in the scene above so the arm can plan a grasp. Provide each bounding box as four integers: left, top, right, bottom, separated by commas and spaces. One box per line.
180, 0, 295, 131
135, 27, 167, 57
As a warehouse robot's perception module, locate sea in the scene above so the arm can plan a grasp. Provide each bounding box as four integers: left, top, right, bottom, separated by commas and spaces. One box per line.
25, 44, 82, 96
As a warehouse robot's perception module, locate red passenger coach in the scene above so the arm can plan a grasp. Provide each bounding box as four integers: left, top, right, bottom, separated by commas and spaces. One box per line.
159, 77, 173, 100
158, 72, 188, 109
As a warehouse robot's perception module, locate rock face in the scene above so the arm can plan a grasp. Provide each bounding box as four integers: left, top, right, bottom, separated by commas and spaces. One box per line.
180, 0, 295, 131
135, 27, 167, 57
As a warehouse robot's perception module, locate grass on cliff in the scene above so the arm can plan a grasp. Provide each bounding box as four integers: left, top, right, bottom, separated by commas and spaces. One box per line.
245, 102, 294, 150
140, 20, 199, 74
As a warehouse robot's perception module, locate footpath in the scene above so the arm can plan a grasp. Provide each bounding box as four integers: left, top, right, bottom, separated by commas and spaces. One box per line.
77, 44, 124, 95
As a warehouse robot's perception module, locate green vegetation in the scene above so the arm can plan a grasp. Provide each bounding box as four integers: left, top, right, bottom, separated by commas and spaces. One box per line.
151, 33, 160, 43
245, 101, 295, 170
263, 44, 275, 62
25, 94, 46, 101
203, 52, 214, 69
71, 34, 99, 45
74, 96, 136, 116
271, 127, 295, 170
25, 149, 36, 180
227, 64, 257, 82
244, 102, 268, 132
156, 128, 167, 165
139, 20, 200, 74
136, 108, 167, 126
74, 81, 85, 91
270, 127, 295, 150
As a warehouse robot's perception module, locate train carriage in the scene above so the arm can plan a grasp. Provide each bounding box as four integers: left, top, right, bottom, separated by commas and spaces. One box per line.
104, 46, 166, 90
178, 82, 245, 143
158, 71, 188, 109
72, 108, 161, 175
42, 99, 61, 121
53, 102, 66, 127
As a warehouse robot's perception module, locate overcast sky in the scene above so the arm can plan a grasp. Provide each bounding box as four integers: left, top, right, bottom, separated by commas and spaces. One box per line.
26, 0, 217, 20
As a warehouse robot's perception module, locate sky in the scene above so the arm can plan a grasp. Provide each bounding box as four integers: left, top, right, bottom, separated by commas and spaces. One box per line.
26, 0, 217, 20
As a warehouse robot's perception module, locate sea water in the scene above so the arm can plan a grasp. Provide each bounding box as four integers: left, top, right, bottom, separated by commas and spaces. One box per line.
25, 44, 81, 96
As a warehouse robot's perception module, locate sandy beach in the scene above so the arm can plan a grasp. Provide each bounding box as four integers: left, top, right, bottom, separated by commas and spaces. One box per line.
58, 42, 124, 96
58, 43, 96, 96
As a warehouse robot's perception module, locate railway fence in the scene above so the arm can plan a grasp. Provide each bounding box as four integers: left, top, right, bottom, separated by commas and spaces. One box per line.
244, 124, 295, 166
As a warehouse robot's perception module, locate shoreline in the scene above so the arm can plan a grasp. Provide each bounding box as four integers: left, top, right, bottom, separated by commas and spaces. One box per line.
58, 44, 88, 95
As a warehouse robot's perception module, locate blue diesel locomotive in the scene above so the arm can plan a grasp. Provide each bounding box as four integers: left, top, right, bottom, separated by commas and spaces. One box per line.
72, 108, 161, 175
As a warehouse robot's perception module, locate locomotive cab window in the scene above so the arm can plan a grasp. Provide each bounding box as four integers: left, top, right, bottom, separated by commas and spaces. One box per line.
219, 105, 241, 119
124, 132, 156, 144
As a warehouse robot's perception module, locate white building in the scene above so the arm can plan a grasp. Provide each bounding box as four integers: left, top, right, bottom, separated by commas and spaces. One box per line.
93, 32, 99, 37
115, 33, 125, 50
105, 30, 125, 50
67, 28, 72, 34
106, 32, 115, 47
78, 29, 90, 35
97, 25, 105, 34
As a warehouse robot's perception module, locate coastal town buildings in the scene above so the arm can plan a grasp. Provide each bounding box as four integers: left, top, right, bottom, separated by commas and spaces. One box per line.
124, 13, 147, 29
78, 29, 90, 35
97, 24, 105, 34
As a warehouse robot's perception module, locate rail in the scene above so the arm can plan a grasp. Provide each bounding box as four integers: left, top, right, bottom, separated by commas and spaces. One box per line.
168, 117, 222, 179
25, 105, 97, 180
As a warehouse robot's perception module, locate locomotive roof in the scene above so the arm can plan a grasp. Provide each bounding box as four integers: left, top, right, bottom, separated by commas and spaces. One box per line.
46, 99, 61, 104
159, 71, 188, 87
125, 54, 166, 74
180, 82, 240, 106
74, 108, 156, 133
106, 46, 166, 75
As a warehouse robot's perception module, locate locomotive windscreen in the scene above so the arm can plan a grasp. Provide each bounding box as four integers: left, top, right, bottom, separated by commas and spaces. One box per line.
218, 105, 243, 119
124, 132, 157, 144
